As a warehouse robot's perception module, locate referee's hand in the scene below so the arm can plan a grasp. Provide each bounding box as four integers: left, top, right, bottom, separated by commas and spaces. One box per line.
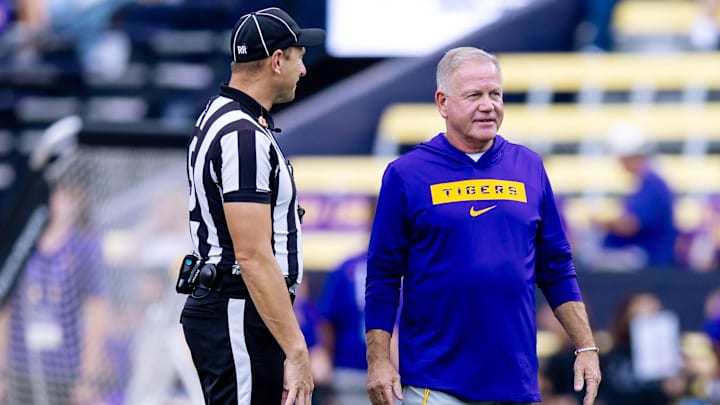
282, 349, 314, 405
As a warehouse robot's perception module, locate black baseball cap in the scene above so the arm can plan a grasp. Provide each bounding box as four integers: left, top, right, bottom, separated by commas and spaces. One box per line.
231, 7, 325, 63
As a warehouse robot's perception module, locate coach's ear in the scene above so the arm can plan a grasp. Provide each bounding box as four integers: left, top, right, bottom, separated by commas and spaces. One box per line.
435, 90, 448, 119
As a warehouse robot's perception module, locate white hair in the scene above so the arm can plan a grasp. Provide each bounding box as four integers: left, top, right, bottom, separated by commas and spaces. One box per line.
436, 47, 501, 94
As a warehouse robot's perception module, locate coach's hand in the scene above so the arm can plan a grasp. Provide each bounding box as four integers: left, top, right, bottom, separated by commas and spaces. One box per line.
282, 348, 314, 405
574, 351, 601, 405
367, 357, 402, 405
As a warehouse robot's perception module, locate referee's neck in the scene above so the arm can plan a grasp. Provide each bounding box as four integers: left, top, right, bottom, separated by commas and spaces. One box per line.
229, 74, 274, 112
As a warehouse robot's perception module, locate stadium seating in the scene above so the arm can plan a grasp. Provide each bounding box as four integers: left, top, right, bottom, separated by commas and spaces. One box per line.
292, 156, 392, 195
545, 155, 720, 195
613, 0, 720, 36
373, 50, 720, 155
498, 52, 720, 93
375, 102, 720, 155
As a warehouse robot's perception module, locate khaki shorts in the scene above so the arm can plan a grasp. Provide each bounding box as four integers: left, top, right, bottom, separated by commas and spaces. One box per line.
402, 385, 532, 405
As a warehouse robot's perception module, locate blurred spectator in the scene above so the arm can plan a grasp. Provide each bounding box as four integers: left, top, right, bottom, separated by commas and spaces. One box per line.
0, 0, 9, 35
0, 173, 110, 405
689, 0, 719, 51
9, 0, 134, 79
315, 249, 401, 405
117, 187, 201, 404
123, 263, 203, 405
598, 291, 687, 404
683, 288, 720, 402
575, 0, 620, 51
676, 196, 720, 273
702, 288, 720, 400
586, 123, 678, 271
293, 281, 333, 405
537, 302, 585, 405
317, 252, 372, 405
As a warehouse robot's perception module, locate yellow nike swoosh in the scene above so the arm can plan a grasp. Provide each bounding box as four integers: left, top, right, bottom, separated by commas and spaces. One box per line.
469, 205, 497, 217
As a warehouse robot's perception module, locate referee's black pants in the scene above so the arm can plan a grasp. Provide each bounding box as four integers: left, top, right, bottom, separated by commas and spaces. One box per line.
181, 290, 285, 405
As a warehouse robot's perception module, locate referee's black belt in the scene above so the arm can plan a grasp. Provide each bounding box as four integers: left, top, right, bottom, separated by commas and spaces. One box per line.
192, 264, 295, 299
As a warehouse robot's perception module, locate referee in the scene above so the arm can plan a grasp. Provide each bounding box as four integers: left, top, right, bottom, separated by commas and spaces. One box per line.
180, 7, 324, 405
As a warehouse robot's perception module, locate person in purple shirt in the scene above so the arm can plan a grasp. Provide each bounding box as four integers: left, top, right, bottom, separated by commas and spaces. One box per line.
365, 47, 601, 405
0, 176, 109, 405
591, 122, 678, 271
701, 288, 720, 401
318, 252, 372, 404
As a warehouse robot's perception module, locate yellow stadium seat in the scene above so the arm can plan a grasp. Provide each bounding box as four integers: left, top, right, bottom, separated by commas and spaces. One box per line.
544, 155, 720, 195
376, 102, 720, 153
292, 156, 391, 194
613, 0, 720, 36
497, 52, 720, 92
301, 230, 369, 271
561, 195, 706, 232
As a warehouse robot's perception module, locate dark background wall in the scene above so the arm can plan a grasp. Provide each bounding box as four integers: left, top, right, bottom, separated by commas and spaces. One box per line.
556, 271, 720, 331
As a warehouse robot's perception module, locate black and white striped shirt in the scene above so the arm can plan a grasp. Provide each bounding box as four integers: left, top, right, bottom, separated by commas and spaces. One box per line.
187, 85, 303, 293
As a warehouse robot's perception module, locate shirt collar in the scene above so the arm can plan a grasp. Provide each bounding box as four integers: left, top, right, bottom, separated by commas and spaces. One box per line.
220, 83, 278, 132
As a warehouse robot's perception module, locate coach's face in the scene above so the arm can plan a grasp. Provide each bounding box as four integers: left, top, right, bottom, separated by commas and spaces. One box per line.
274, 46, 307, 104
436, 60, 504, 153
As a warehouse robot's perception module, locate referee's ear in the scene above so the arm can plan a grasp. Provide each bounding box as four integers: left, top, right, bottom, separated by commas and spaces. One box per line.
270, 49, 284, 74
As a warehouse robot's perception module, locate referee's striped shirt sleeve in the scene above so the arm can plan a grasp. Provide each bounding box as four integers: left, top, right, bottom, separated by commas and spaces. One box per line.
221, 126, 272, 204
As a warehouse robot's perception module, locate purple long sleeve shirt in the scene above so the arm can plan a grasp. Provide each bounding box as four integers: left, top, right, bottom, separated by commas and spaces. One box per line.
365, 134, 582, 402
